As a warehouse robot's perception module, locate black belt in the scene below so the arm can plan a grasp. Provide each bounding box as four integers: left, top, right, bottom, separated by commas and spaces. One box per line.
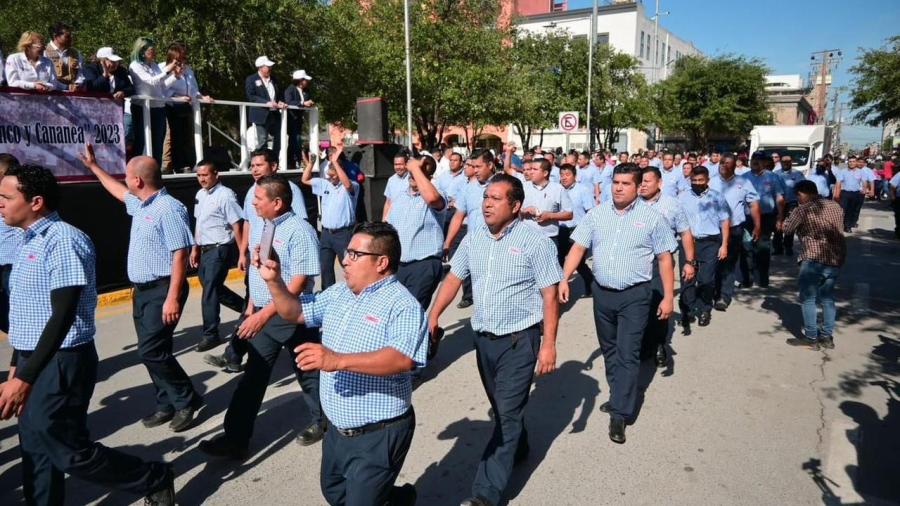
596, 280, 649, 293
133, 277, 170, 290
200, 242, 232, 253
399, 255, 441, 267
695, 234, 722, 242
323, 224, 355, 234
332, 408, 413, 438
476, 322, 540, 340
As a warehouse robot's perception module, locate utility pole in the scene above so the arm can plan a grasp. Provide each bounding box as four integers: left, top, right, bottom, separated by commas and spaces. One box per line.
651, 0, 669, 83
586, 0, 598, 151
809, 49, 842, 125
403, 0, 414, 150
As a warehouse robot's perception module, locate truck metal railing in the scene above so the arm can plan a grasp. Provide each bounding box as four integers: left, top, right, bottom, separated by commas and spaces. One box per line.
129, 95, 320, 172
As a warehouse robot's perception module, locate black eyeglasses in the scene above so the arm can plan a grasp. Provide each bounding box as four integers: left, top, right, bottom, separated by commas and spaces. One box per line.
345, 248, 382, 261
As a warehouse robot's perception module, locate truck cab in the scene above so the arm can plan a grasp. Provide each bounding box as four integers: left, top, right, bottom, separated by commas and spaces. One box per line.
748, 125, 832, 176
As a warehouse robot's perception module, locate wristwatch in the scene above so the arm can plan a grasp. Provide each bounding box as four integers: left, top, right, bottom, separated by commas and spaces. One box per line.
688, 260, 698, 267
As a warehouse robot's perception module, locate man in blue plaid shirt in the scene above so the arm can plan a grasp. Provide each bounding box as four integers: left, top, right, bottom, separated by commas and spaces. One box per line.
82, 147, 203, 433
258, 221, 424, 506
0, 165, 176, 505
429, 173, 562, 506
0, 152, 22, 335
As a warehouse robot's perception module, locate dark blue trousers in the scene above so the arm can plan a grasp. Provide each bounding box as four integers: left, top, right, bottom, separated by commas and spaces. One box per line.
17, 343, 171, 505
593, 281, 652, 421
223, 313, 322, 445
395, 256, 443, 310
320, 409, 415, 506
715, 225, 744, 305
0, 263, 10, 334
680, 235, 720, 315
743, 213, 777, 286
471, 325, 541, 505
132, 279, 200, 412
320, 226, 353, 290
198, 243, 244, 340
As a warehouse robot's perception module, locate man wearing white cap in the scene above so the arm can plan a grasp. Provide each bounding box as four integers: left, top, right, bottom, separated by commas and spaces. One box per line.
245, 56, 287, 154
285, 70, 314, 170
83, 47, 135, 99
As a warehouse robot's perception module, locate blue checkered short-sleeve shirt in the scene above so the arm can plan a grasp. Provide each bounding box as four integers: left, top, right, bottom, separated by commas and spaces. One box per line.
124, 189, 195, 283
0, 221, 23, 266
300, 276, 427, 429
386, 189, 446, 262
8, 213, 97, 351
248, 212, 320, 306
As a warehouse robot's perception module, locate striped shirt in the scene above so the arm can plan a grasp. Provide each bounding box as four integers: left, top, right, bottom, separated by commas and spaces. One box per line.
311, 178, 358, 229
8, 213, 96, 350
248, 211, 320, 306
450, 220, 562, 335
783, 197, 846, 267
301, 276, 427, 429
572, 199, 677, 290
0, 221, 22, 266
124, 189, 194, 283
678, 188, 730, 238
562, 183, 594, 228
194, 182, 243, 245
522, 180, 573, 238
387, 188, 446, 262
744, 171, 784, 214
710, 175, 760, 227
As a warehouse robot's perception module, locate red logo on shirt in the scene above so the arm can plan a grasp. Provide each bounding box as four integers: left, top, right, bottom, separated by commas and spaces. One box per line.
364, 315, 381, 325
27, 253, 37, 261
273, 239, 284, 246
508, 247, 523, 255
634, 221, 646, 229
143, 215, 153, 222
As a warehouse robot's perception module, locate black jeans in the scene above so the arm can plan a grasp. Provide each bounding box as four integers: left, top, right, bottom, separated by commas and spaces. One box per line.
773, 202, 798, 253
198, 243, 244, 340
17, 343, 171, 505
715, 226, 744, 305
395, 256, 443, 310
839, 191, 864, 230
321, 409, 415, 506
223, 313, 322, 445
558, 226, 595, 291
592, 281, 651, 421
320, 226, 353, 290
680, 235, 720, 315
132, 279, 200, 412
0, 263, 10, 334
471, 324, 541, 505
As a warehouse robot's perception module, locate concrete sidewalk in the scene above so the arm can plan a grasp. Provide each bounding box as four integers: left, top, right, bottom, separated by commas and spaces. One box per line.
0, 203, 898, 505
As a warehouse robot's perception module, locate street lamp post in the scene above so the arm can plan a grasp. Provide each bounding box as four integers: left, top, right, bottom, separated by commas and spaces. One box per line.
403, 0, 414, 150
586, 0, 598, 151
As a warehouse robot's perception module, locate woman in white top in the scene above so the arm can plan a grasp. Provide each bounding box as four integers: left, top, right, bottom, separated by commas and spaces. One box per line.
164, 42, 212, 172
128, 36, 179, 165
4, 31, 64, 91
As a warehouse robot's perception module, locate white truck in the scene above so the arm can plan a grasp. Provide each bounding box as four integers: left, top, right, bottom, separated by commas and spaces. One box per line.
748, 125, 832, 176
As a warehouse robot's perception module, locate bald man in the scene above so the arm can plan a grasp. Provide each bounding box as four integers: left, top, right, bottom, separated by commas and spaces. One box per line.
82, 148, 203, 433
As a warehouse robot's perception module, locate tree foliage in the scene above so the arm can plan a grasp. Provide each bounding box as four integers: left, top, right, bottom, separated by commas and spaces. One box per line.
849, 35, 900, 126
654, 54, 770, 150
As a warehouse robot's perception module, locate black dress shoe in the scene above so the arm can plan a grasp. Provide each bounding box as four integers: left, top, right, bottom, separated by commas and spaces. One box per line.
143, 466, 175, 506
599, 401, 611, 413
713, 300, 729, 312
196, 336, 225, 352
697, 311, 711, 327
681, 317, 692, 336
295, 422, 326, 446
390, 483, 417, 506
203, 353, 243, 373
199, 436, 249, 460
169, 397, 204, 432
609, 418, 626, 444
655, 345, 666, 368
456, 298, 473, 309
460, 496, 494, 506
141, 410, 174, 428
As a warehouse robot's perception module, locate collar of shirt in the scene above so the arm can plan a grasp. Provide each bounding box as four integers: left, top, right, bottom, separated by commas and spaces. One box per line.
273, 211, 295, 226
138, 188, 167, 207
23, 212, 60, 240
482, 218, 520, 241
359, 274, 395, 296
203, 182, 221, 195
529, 180, 550, 191
642, 190, 663, 205
610, 198, 639, 216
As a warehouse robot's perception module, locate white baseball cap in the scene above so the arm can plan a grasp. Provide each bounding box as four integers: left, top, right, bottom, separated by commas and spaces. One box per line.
96, 47, 122, 62
255, 56, 275, 68
291, 70, 312, 81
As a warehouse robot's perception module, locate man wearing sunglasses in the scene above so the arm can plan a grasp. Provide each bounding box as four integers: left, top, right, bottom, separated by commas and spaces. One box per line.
258, 221, 425, 506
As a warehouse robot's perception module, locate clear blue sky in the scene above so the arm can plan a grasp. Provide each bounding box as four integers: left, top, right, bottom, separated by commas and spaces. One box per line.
568, 0, 900, 147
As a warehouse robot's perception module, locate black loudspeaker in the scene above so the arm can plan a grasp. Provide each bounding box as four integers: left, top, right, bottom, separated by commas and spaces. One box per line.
357, 97, 389, 145
344, 143, 402, 221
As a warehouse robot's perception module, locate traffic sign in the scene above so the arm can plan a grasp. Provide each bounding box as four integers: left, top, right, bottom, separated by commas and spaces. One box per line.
558, 112, 579, 132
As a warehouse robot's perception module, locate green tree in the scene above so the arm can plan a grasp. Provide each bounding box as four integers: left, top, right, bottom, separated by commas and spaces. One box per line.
849, 35, 900, 126
654, 54, 770, 150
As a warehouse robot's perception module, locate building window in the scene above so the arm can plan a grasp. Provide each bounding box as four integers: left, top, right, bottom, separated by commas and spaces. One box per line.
647, 34, 652, 59
640, 31, 645, 59
551, 0, 565, 12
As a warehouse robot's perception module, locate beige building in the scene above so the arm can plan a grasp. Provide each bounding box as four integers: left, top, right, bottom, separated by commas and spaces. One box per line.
765, 75, 815, 126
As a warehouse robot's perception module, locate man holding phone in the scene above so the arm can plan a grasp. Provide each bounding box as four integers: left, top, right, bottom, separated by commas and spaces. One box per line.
200, 174, 325, 457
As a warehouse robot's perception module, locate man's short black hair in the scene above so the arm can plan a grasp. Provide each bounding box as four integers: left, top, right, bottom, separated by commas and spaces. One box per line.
474, 149, 495, 165
613, 162, 643, 185
643, 166, 661, 179
49, 22, 72, 38
0, 153, 20, 173
195, 158, 218, 172
536, 158, 552, 175
256, 174, 292, 208
4, 165, 61, 211
691, 165, 710, 178
721, 153, 737, 163
560, 163, 577, 176
353, 222, 401, 273
795, 180, 818, 196
250, 148, 277, 165
449, 152, 463, 162
488, 173, 525, 205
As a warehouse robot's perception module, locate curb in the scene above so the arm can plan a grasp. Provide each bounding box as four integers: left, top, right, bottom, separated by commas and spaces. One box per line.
97, 268, 244, 308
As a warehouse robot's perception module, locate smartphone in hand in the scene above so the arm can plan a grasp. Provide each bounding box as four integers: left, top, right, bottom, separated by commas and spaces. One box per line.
259, 220, 276, 263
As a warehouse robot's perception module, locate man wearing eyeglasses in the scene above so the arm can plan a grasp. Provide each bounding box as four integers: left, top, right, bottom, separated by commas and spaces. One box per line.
258, 221, 424, 506
428, 174, 562, 506
199, 174, 325, 458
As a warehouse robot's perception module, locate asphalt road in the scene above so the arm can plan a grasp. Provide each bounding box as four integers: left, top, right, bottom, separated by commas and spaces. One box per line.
1, 202, 898, 506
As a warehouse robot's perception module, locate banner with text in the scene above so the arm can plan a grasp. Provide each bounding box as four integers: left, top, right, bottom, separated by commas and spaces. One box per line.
0, 90, 125, 182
